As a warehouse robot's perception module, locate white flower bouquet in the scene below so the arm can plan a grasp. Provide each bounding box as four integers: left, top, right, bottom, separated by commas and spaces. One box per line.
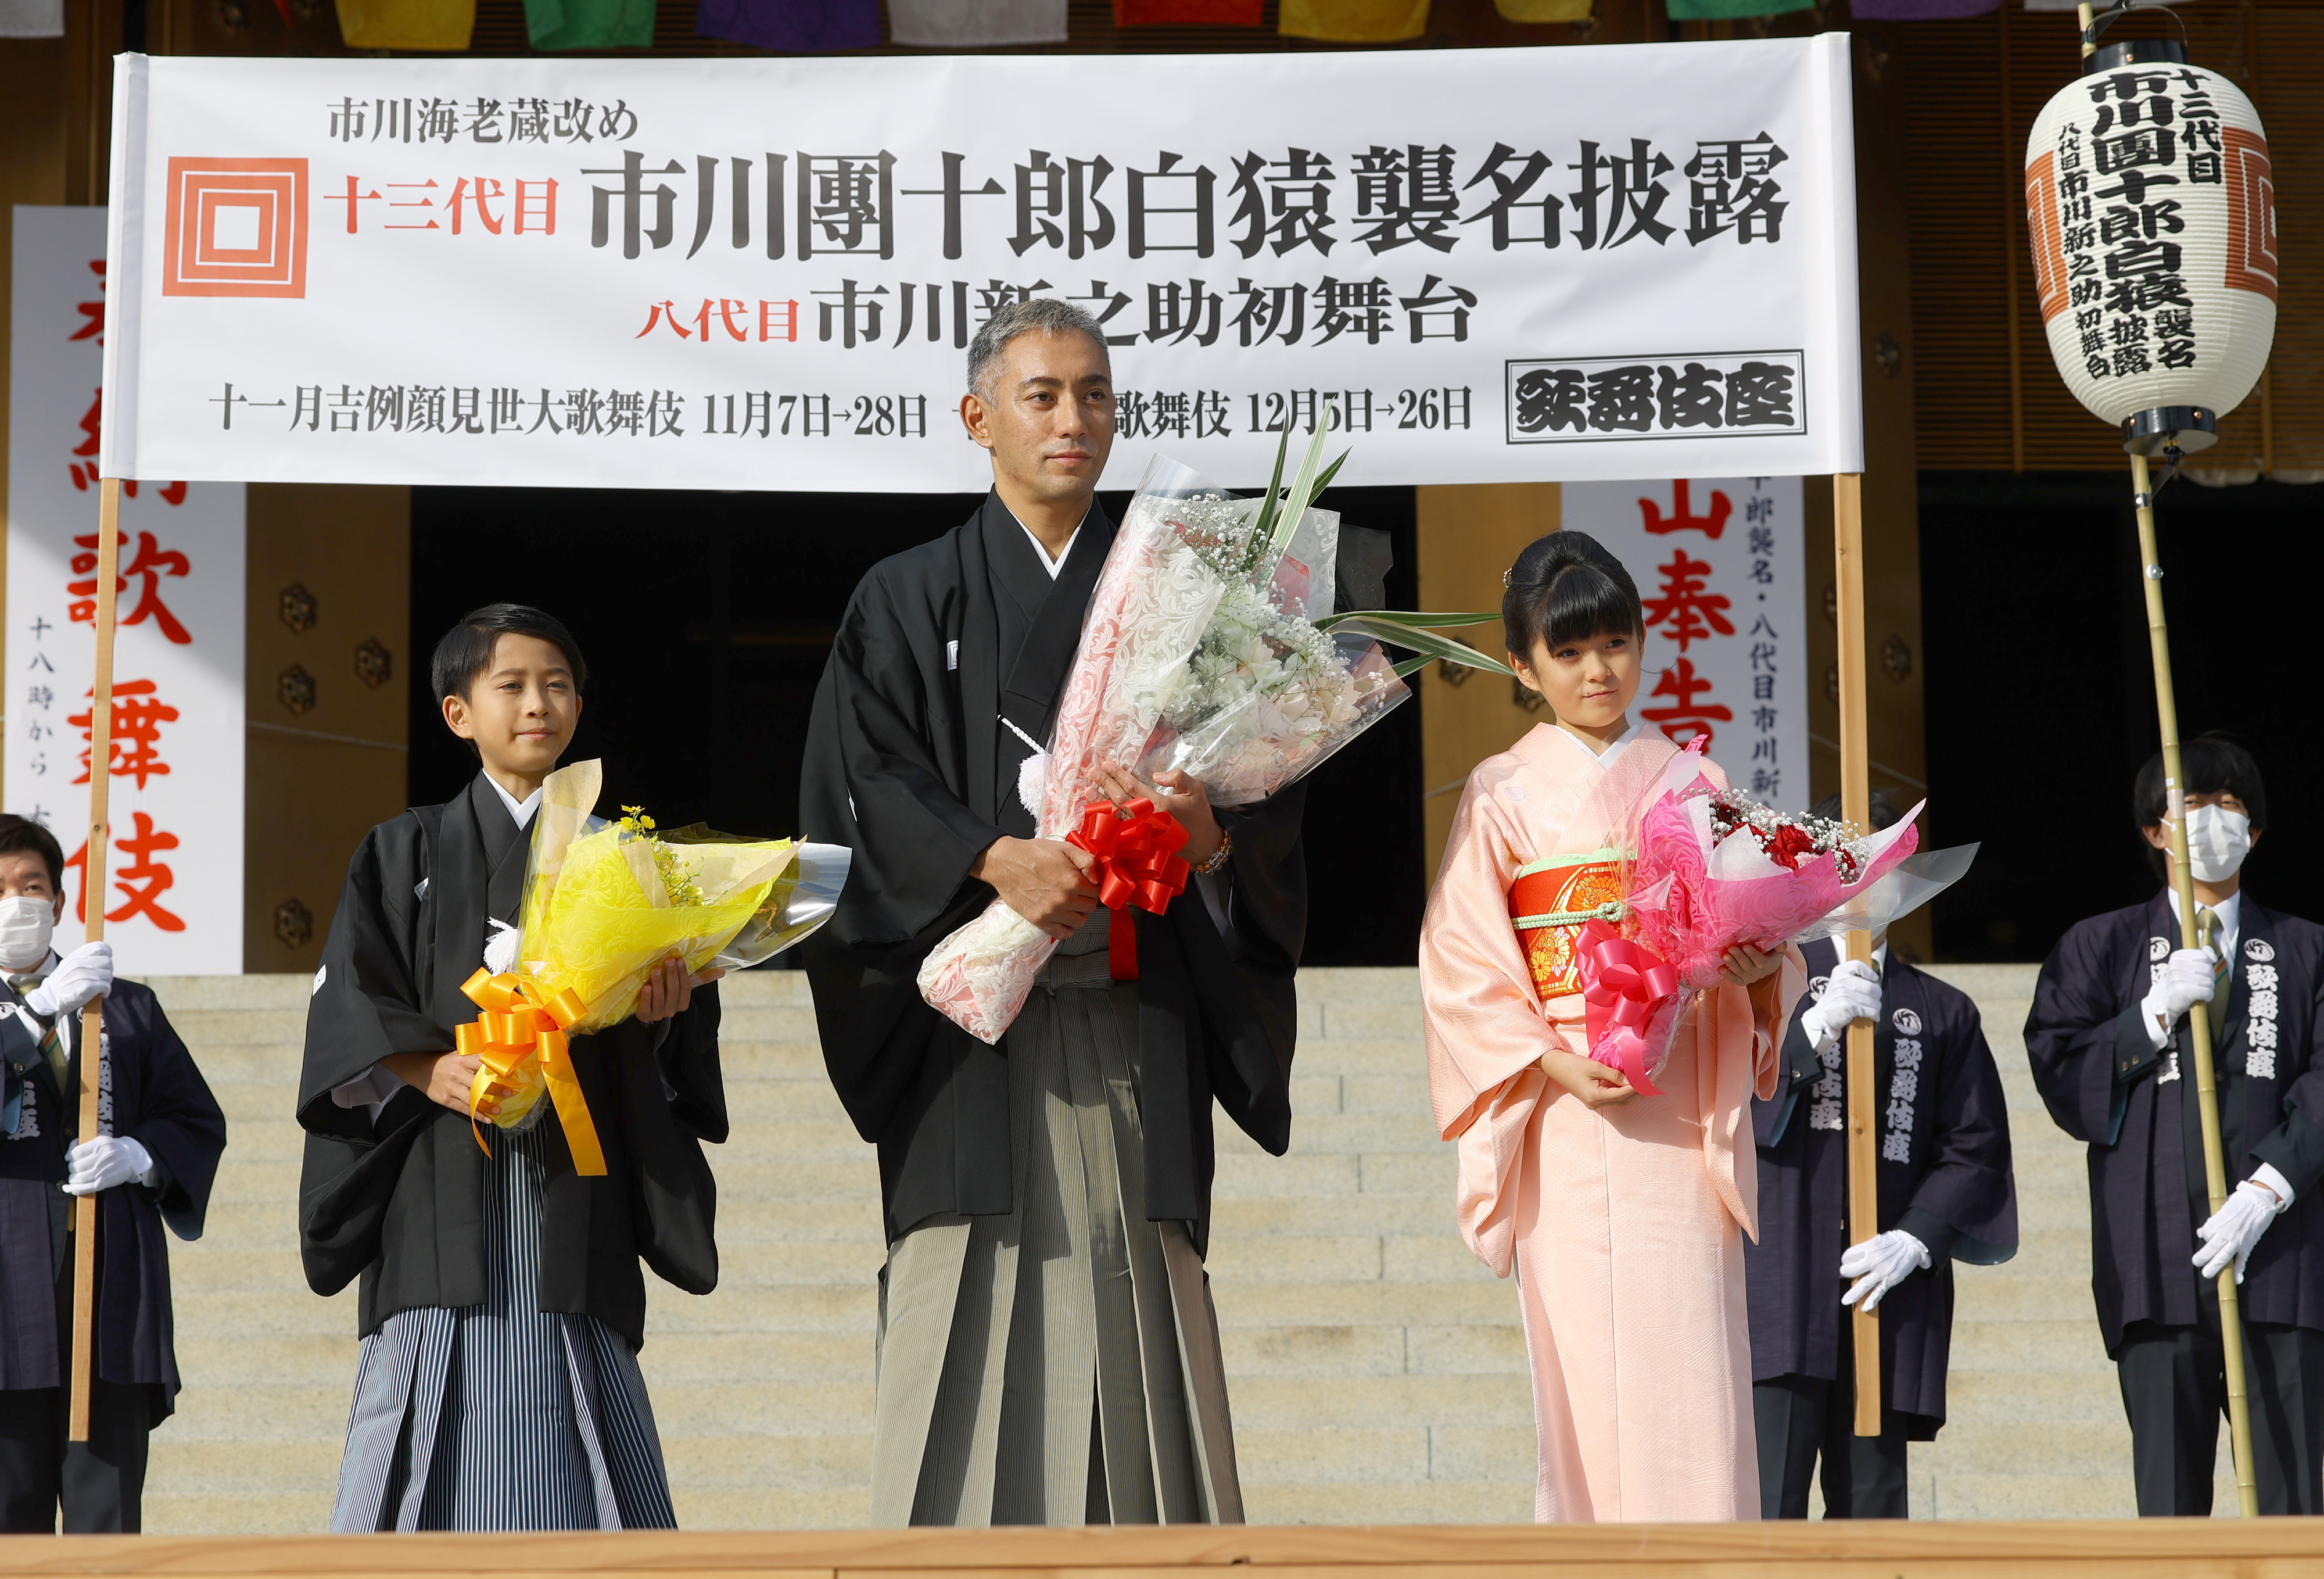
1136, 407, 1515, 806
916, 413, 1514, 1044
916, 475, 1225, 1043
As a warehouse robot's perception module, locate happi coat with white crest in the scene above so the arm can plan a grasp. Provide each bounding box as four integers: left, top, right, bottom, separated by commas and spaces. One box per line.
1746, 939, 2017, 1436
1421, 722, 1801, 1524
799, 492, 1308, 1526
2026, 893, 2324, 1354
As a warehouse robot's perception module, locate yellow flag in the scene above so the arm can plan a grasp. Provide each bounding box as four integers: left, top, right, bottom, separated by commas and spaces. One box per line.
1278, 0, 1426, 41
334, 0, 474, 48
1493, 0, 1588, 19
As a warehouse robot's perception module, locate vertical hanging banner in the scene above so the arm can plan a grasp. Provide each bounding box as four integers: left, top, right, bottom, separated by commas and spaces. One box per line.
1562, 475, 1806, 812
8, 205, 246, 973
98, 40, 1862, 490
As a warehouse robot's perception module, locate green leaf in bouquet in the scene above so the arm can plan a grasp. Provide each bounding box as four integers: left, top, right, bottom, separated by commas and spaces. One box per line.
1254, 399, 1347, 590
1316, 608, 1503, 633
1247, 420, 1293, 574
1327, 616, 1518, 679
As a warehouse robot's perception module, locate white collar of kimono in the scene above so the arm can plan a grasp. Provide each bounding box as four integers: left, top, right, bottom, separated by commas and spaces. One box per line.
1009, 506, 1092, 580
487, 775, 541, 830
1545, 718, 1647, 768
2165, 885, 2241, 948
6, 951, 58, 986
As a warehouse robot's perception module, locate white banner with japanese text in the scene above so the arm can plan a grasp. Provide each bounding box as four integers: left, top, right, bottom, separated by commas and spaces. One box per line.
1562, 475, 1806, 813
9, 205, 245, 973
100, 40, 1862, 492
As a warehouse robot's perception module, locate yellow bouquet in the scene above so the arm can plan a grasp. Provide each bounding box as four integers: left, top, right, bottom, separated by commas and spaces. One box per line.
460, 758, 850, 1171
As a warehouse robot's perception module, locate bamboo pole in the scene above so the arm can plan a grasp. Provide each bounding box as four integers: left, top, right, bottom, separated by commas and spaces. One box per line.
67, 478, 121, 1442
2129, 451, 2258, 1518
1833, 472, 1880, 1438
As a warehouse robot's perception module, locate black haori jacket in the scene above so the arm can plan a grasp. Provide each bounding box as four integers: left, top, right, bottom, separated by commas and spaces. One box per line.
0, 976, 225, 1417
798, 493, 1308, 1252
2027, 893, 2324, 1354
296, 772, 726, 1348
1744, 939, 2017, 1435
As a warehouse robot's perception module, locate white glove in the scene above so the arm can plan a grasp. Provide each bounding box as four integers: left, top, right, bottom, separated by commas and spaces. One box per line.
1800, 958, 1883, 1053
62, 1134, 156, 1195
2141, 947, 2218, 1047
1839, 1228, 1931, 1312
25, 941, 113, 1020
2194, 1169, 2293, 1283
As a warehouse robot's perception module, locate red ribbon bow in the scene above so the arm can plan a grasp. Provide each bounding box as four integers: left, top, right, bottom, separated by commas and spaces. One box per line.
1577, 918, 1680, 1097
1066, 797, 1191, 981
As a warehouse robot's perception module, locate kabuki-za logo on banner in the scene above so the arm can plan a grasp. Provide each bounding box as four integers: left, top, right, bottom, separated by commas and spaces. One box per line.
7, 206, 246, 973
101, 41, 1864, 493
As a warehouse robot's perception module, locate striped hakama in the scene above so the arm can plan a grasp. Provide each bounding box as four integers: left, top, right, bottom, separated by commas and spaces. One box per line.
870, 916, 1243, 1527
328, 1122, 676, 1533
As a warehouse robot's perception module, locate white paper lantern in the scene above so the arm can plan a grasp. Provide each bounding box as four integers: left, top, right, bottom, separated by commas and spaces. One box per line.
2024, 41, 2279, 454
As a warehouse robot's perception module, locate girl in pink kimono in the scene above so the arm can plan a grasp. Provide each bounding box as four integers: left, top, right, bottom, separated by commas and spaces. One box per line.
1420, 531, 1802, 1523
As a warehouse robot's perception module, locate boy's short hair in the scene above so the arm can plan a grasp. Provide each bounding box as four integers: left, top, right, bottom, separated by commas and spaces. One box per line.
1809, 789, 1906, 832
2135, 733, 2265, 882
431, 604, 588, 705
0, 814, 66, 890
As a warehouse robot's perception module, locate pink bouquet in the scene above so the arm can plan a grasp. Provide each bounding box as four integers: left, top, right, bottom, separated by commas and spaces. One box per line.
1581, 739, 1923, 1093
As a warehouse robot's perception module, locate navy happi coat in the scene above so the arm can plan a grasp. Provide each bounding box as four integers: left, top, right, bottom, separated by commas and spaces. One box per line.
0, 977, 225, 1419
1744, 940, 2017, 1435
2027, 894, 2324, 1354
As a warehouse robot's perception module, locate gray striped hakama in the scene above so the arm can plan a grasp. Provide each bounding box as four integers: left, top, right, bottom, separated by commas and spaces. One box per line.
328, 1121, 676, 1533
870, 914, 1243, 1527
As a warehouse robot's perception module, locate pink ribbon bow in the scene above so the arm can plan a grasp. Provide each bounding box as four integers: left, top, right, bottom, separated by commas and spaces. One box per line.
1577, 918, 1680, 1097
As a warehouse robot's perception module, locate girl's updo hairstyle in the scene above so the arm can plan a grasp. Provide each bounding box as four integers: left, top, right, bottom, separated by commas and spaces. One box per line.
1501, 531, 1645, 661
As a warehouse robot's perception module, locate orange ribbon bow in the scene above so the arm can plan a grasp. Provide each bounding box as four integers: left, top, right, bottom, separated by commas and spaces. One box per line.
1065, 797, 1190, 982
457, 969, 605, 1176
1577, 919, 1680, 1098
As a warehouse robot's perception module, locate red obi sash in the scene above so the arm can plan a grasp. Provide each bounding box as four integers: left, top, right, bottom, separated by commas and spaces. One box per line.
1507, 850, 1628, 1002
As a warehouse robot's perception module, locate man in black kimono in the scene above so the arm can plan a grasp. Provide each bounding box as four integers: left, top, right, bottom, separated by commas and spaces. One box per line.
2028, 735, 2324, 1515
800, 298, 1308, 1526
299, 605, 724, 1531
0, 813, 225, 1533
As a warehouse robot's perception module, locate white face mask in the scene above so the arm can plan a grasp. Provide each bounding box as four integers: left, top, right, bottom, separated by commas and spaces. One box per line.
0, 895, 55, 973
2185, 803, 2253, 885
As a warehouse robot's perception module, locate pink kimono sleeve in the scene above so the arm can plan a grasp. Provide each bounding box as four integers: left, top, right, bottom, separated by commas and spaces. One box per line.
1420, 768, 1554, 1277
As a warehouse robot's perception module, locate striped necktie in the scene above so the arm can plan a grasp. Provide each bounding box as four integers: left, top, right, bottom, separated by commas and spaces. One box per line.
8, 978, 67, 1096
2195, 909, 2232, 1028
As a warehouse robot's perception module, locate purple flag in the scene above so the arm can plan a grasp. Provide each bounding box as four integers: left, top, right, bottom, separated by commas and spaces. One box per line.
695, 0, 878, 49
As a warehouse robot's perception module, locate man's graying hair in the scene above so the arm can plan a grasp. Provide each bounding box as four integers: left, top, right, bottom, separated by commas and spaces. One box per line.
967, 298, 1110, 398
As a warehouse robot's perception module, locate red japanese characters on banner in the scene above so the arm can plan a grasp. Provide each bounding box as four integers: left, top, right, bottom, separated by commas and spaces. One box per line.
1563, 477, 1807, 814
8, 205, 245, 972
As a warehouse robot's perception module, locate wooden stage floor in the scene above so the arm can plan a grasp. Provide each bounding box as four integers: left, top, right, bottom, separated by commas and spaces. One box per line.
5, 1522, 2324, 1577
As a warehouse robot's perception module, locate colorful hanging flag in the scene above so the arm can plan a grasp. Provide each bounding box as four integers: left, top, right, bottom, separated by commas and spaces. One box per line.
1663, 0, 1808, 17
2025, 0, 2178, 9
1491, 0, 1588, 20
696, 0, 877, 47
1116, 0, 1261, 23
0, 0, 64, 34
1278, 0, 1426, 41
888, 0, 1066, 44
334, 0, 474, 48
522, 0, 652, 49
1849, 0, 1992, 15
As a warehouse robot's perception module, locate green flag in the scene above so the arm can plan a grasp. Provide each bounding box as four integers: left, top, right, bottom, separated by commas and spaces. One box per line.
1665, 0, 1810, 17
523, 0, 651, 49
